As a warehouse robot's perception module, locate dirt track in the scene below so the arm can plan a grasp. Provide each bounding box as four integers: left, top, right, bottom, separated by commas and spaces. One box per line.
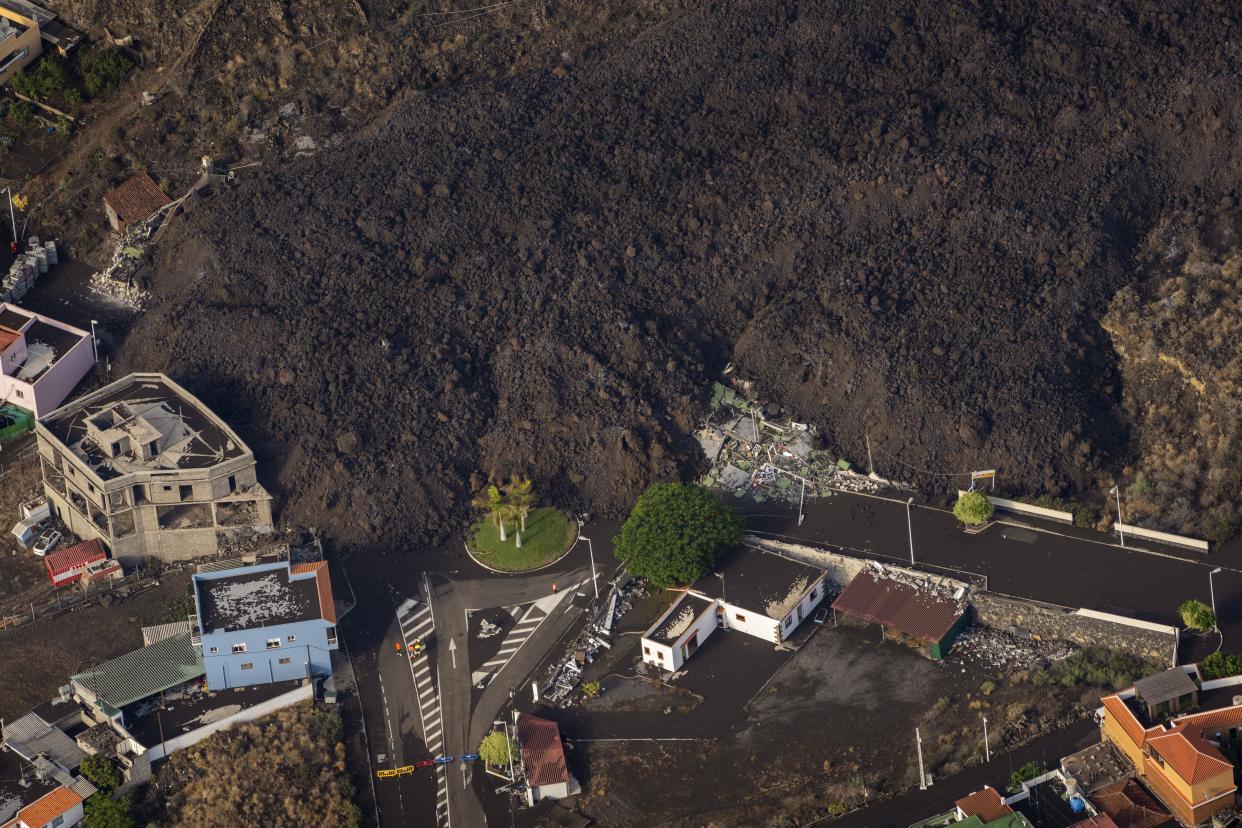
103, 0, 1242, 551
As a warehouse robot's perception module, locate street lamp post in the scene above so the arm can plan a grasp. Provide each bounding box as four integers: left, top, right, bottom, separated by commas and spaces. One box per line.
797, 478, 806, 527
89, 320, 99, 364
906, 498, 916, 567
0, 187, 15, 245
1211, 567, 1223, 630
982, 715, 990, 762
493, 719, 516, 782
577, 535, 598, 600
1110, 485, 1125, 547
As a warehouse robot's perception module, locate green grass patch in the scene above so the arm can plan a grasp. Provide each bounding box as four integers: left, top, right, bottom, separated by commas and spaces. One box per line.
468, 507, 576, 572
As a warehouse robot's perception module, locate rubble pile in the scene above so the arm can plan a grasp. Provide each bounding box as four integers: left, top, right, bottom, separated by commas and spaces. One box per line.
699, 379, 885, 505
947, 625, 1075, 671
540, 575, 644, 707
90, 214, 167, 309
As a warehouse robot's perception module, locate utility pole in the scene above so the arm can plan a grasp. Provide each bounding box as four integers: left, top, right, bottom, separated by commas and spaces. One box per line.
865, 432, 875, 477
1, 187, 15, 245
916, 727, 927, 790
982, 715, 990, 762
578, 534, 598, 600
90, 320, 99, 364
906, 498, 916, 567
1110, 485, 1125, 547
1211, 567, 1223, 630
797, 478, 806, 527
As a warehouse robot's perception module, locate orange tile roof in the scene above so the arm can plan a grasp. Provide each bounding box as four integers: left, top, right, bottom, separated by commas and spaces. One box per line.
0, 326, 19, 352
1103, 695, 1151, 746
102, 172, 172, 225
1174, 704, 1242, 734
17, 786, 82, 827
1146, 730, 1233, 785
290, 561, 337, 624
955, 787, 1013, 822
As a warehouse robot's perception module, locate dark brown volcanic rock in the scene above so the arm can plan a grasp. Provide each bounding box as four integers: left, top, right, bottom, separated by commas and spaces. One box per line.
113, 0, 1242, 550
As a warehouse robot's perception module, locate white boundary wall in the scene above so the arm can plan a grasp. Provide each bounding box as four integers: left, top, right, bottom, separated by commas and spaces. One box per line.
957, 491, 1074, 524
1115, 523, 1209, 552
147, 682, 312, 761
1074, 608, 1180, 636
1201, 675, 1242, 691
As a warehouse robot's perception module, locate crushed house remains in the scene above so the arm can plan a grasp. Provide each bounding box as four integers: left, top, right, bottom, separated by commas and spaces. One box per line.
36, 373, 273, 565
640, 546, 826, 672
191, 559, 339, 690
0, 303, 94, 419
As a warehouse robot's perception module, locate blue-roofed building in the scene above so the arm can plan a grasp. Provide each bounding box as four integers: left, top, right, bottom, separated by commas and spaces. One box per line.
191, 560, 339, 690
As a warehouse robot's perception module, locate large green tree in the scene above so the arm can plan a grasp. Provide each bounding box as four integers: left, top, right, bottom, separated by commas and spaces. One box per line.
83, 793, 134, 828
80, 754, 120, 794
614, 483, 742, 587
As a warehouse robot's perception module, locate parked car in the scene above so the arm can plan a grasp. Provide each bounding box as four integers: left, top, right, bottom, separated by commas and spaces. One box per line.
31, 529, 61, 557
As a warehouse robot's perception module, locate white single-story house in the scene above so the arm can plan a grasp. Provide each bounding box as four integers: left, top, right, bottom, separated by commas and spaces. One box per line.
640, 545, 827, 672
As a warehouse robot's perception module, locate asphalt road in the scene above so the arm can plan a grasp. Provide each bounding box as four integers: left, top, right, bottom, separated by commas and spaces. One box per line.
343, 486, 1242, 828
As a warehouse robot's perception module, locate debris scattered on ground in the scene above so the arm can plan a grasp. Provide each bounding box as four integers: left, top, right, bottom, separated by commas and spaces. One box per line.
540, 576, 644, 707
946, 625, 1075, 671
700, 379, 888, 504
477, 619, 501, 639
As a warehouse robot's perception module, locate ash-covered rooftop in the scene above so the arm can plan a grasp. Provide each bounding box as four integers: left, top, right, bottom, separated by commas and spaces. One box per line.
647, 592, 712, 645
691, 545, 824, 620
196, 565, 323, 632
0, 747, 59, 824
42, 373, 248, 479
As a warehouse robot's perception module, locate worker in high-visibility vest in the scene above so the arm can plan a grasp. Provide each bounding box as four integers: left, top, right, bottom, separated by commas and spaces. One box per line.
395, 641, 403, 655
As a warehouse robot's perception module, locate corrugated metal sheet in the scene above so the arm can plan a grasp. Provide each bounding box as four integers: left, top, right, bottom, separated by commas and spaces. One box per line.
4, 713, 85, 771
517, 713, 568, 787
71, 633, 204, 709
44, 539, 105, 576
831, 570, 963, 643
141, 620, 193, 647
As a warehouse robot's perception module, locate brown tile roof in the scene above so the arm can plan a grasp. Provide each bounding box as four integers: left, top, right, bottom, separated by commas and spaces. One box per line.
1069, 817, 1120, 828
103, 172, 172, 225
831, 569, 964, 643
290, 561, 337, 624
1092, 778, 1172, 828
955, 787, 1012, 822
0, 326, 19, 352
17, 786, 82, 828
517, 713, 568, 788
1146, 730, 1233, 785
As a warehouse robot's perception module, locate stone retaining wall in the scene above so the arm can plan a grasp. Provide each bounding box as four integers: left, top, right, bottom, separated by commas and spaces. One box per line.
970, 591, 1177, 665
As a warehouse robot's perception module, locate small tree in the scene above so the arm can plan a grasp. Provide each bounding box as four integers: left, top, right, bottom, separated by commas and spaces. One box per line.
479, 730, 518, 772
953, 490, 994, 526
1180, 599, 1216, 631
80, 753, 121, 794
83, 793, 134, 828
613, 483, 742, 587
506, 475, 534, 532
472, 484, 507, 542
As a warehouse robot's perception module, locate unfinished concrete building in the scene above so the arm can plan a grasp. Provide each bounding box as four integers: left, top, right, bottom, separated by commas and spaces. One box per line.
36, 373, 273, 565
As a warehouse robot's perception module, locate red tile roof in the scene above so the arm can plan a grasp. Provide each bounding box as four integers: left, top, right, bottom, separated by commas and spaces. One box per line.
17, 786, 82, 828
955, 787, 1012, 822
517, 713, 568, 788
103, 172, 172, 226
1102, 695, 1151, 746
1173, 704, 1242, 734
0, 326, 19, 352
1069, 816, 1120, 828
290, 561, 337, 624
1146, 730, 1233, 784
831, 569, 964, 642
44, 539, 106, 577
1092, 778, 1172, 828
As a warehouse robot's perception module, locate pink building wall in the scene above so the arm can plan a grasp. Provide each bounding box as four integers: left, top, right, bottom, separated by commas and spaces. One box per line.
0, 304, 93, 419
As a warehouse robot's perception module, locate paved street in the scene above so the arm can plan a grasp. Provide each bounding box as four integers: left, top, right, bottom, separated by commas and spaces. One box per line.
341, 485, 1242, 828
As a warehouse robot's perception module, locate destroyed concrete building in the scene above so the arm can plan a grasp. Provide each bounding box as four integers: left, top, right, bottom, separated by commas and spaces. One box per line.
36, 373, 273, 564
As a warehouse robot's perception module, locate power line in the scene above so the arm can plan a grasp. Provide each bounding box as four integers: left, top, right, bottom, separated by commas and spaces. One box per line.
871, 442, 977, 478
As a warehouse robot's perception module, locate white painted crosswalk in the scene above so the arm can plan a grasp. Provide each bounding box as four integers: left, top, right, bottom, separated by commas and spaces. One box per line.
396, 598, 449, 828
469, 590, 572, 686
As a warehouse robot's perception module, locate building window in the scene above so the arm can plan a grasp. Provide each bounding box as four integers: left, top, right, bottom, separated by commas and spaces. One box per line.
643, 646, 651, 656
49, 815, 64, 828
240, 662, 253, 670
735, 613, 746, 623
208, 647, 219, 654
278, 657, 291, 665
266, 638, 280, 649
232, 643, 247, 653
810, 587, 818, 601
13, 388, 23, 399
286, 635, 296, 642
784, 616, 792, 628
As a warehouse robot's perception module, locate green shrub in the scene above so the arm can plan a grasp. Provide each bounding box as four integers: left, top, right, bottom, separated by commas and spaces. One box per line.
32, 55, 70, 97
8, 102, 34, 128
9, 69, 35, 98
1180, 599, 1216, 631
953, 490, 994, 526
479, 730, 519, 768
80, 753, 120, 794
78, 47, 133, 98
1201, 651, 1242, 680
581, 680, 601, 699
1010, 761, 1045, 790
1031, 648, 1146, 689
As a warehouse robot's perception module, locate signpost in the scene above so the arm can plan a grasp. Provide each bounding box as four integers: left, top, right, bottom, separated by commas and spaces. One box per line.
970, 469, 996, 491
